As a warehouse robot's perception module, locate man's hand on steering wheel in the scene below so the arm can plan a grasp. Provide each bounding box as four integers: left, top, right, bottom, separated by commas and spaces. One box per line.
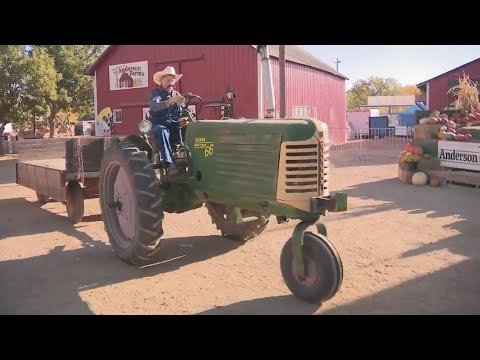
179, 117, 189, 128
167, 94, 185, 106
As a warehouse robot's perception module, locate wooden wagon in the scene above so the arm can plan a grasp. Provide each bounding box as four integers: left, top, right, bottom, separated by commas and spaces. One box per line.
15, 136, 106, 223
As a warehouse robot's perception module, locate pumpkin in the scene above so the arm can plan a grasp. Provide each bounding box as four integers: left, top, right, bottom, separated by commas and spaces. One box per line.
446, 133, 455, 140
447, 120, 456, 129
428, 117, 438, 124
419, 118, 429, 125
440, 125, 447, 131
455, 134, 465, 141
437, 130, 447, 140
414, 145, 424, 155
405, 144, 415, 153
412, 172, 428, 186
465, 133, 473, 141
430, 177, 441, 187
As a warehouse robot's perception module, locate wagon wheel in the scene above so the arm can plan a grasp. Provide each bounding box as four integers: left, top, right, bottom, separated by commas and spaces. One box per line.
66, 181, 84, 224
205, 201, 269, 242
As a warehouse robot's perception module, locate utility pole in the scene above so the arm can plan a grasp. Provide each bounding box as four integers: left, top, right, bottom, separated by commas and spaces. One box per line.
334, 58, 341, 72
279, 45, 286, 118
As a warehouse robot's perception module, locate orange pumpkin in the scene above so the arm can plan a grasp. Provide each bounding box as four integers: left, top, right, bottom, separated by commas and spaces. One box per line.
430, 177, 441, 187
405, 144, 415, 153
414, 146, 424, 156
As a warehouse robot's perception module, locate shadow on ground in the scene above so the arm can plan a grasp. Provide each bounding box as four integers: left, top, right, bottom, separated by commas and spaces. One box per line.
321, 258, 480, 315
196, 295, 319, 315
0, 197, 240, 315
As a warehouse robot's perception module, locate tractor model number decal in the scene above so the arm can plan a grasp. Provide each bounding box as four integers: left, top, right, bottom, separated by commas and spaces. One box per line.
194, 138, 215, 157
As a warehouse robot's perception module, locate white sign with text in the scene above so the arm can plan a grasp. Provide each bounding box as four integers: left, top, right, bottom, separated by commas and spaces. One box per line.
109, 61, 148, 91
438, 140, 480, 171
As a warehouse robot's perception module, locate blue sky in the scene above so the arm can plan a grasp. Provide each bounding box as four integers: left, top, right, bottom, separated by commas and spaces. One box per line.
301, 45, 480, 89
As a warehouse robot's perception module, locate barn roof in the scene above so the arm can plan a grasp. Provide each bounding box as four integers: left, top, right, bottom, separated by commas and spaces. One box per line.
85, 45, 348, 80
416, 56, 480, 88
250, 45, 348, 79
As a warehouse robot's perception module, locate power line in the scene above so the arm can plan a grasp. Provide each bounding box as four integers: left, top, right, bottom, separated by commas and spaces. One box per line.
334, 58, 341, 71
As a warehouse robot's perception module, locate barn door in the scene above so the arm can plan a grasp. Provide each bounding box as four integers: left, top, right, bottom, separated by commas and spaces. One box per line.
155, 62, 181, 93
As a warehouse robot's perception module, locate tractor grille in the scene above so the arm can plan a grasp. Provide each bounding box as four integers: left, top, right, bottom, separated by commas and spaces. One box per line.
276, 138, 329, 202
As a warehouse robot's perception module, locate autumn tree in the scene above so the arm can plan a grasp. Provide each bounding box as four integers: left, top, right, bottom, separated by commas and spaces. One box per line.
347, 76, 422, 109
397, 85, 422, 96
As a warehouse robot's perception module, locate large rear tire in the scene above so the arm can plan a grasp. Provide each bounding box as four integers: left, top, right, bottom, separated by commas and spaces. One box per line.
99, 142, 164, 266
205, 201, 269, 242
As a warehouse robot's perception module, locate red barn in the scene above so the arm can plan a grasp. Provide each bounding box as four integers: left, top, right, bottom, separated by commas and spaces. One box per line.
86, 45, 348, 144
416, 57, 480, 111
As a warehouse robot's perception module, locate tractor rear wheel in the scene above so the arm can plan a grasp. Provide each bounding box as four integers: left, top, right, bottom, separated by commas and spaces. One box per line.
205, 201, 269, 242
99, 142, 164, 266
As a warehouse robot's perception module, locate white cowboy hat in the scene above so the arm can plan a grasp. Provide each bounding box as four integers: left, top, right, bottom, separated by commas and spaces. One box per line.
153, 66, 183, 85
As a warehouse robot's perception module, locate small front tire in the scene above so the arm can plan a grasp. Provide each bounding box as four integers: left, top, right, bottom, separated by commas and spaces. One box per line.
280, 232, 343, 304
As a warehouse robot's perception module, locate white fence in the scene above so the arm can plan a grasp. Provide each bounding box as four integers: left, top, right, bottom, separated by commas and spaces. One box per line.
327, 127, 414, 163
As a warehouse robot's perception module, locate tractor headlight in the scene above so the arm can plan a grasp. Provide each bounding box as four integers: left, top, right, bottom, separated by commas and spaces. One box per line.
138, 120, 152, 134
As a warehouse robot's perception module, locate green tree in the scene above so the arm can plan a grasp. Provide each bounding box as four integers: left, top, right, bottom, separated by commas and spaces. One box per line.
0, 45, 30, 127
347, 76, 403, 109
22, 47, 60, 125
30, 45, 106, 136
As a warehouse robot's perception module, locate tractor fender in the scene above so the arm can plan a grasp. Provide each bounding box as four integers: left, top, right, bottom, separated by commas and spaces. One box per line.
122, 135, 153, 160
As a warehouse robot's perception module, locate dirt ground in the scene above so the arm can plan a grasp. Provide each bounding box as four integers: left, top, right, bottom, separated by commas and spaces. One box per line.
1, 151, 479, 315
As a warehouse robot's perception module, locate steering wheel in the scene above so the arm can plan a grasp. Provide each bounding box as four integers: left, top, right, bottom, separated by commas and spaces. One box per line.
183, 92, 203, 117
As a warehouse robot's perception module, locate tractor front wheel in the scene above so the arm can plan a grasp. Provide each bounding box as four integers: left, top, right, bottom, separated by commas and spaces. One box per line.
205, 201, 269, 242
99, 142, 164, 266
280, 232, 343, 304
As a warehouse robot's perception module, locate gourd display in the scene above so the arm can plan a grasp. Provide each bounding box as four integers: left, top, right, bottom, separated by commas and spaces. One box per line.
412, 172, 428, 186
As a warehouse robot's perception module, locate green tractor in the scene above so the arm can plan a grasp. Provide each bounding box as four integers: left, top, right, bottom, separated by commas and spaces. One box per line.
98, 47, 347, 305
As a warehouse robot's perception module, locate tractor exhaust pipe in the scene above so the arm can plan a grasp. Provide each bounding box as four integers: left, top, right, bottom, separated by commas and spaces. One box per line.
257, 45, 276, 118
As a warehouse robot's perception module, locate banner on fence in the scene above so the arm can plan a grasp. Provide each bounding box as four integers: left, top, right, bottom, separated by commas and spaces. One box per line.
438, 140, 480, 171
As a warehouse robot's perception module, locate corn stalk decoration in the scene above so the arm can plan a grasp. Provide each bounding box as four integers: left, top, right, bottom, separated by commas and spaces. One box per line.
447, 73, 480, 113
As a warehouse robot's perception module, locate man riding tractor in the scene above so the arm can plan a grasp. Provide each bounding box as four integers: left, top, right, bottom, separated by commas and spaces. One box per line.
149, 66, 189, 176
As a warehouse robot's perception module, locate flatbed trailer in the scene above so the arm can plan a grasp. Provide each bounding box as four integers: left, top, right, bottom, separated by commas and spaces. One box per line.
15, 136, 105, 223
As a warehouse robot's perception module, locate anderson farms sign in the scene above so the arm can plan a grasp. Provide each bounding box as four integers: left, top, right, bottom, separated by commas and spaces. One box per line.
109, 61, 148, 91
438, 140, 480, 171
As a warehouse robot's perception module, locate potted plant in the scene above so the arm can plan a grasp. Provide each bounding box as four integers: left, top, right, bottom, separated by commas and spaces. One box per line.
400, 153, 421, 171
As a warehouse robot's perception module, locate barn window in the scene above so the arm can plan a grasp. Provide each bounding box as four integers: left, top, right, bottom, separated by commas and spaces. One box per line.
293, 106, 310, 118
143, 107, 151, 121
292, 106, 300, 118
113, 109, 123, 123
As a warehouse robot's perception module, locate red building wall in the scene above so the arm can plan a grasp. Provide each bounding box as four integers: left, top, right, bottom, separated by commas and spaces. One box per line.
266, 58, 347, 144
94, 45, 259, 135
428, 59, 480, 111
93, 45, 347, 144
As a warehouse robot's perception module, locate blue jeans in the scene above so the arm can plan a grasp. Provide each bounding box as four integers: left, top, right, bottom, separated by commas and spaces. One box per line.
153, 124, 175, 164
